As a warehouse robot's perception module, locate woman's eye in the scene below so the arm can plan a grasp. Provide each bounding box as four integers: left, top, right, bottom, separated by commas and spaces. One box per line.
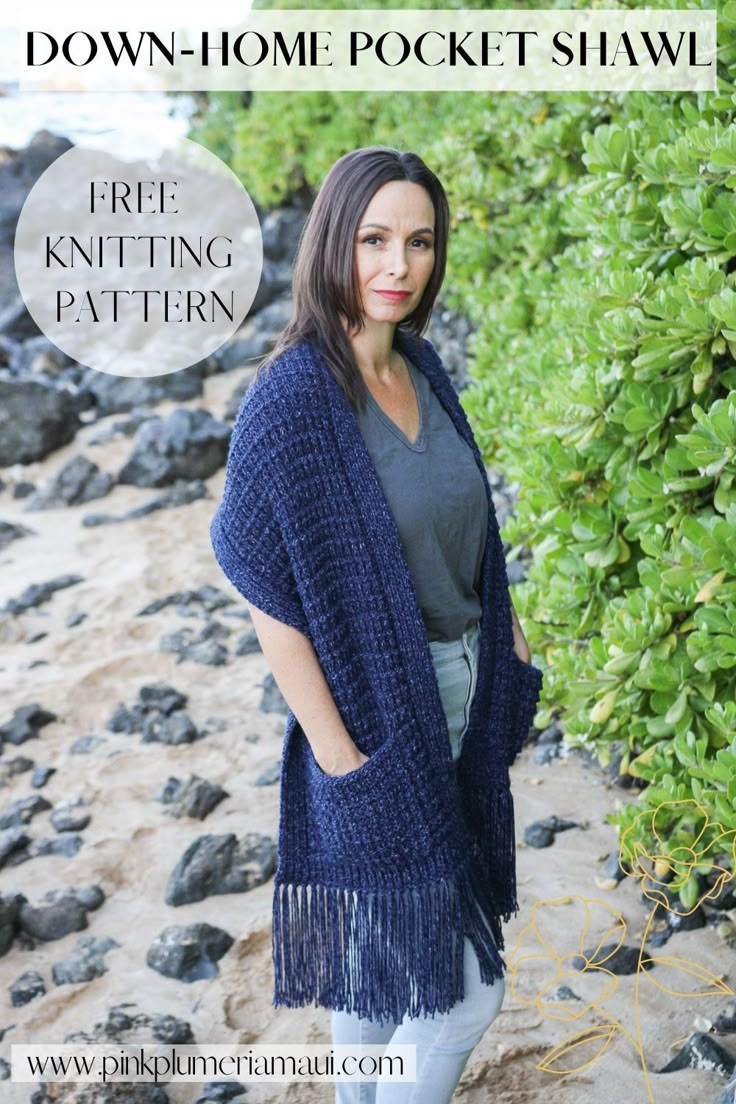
361, 236, 431, 248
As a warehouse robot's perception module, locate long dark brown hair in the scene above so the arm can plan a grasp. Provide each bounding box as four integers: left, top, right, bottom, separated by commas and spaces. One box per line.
256, 145, 450, 413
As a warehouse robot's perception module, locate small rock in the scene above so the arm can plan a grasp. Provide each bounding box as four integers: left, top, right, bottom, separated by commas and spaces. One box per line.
52, 934, 120, 985
547, 985, 581, 1002
260, 673, 289, 715
0, 794, 52, 829
0, 826, 31, 868
648, 927, 672, 948
2, 576, 84, 615
31, 766, 55, 787
158, 776, 228, 820
255, 762, 281, 786
0, 377, 81, 465
10, 968, 46, 1006
50, 798, 91, 833
536, 724, 563, 745
523, 815, 579, 849
656, 1031, 734, 1077
117, 408, 230, 488
601, 850, 630, 882
139, 585, 233, 617
707, 879, 736, 911
18, 885, 104, 941
165, 833, 276, 906
24, 834, 84, 861
33, 1085, 169, 1103
151, 1013, 195, 1045
531, 742, 559, 765
141, 710, 199, 745
666, 903, 707, 932
0, 520, 35, 552
0, 892, 24, 955
196, 1082, 248, 1102
569, 943, 649, 976
5, 756, 34, 776
715, 1000, 736, 1033
24, 454, 114, 510
524, 823, 555, 848
0, 703, 57, 745
234, 630, 260, 656
146, 923, 233, 982
70, 735, 107, 754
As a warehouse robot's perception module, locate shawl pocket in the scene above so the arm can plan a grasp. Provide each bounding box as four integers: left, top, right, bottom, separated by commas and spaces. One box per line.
506, 653, 544, 767
305, 735, 438, 866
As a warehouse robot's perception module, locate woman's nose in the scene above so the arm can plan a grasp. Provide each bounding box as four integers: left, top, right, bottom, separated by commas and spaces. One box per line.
386, 249, 409, 276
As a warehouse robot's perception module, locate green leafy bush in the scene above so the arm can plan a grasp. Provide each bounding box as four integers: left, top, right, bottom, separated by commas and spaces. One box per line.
189, 0, 736, 904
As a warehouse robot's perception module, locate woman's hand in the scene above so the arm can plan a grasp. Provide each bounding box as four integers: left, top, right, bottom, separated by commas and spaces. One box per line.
318, 745, 370, 777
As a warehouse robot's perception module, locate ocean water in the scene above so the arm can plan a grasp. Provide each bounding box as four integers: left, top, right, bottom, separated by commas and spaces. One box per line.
0, 84, 199, 153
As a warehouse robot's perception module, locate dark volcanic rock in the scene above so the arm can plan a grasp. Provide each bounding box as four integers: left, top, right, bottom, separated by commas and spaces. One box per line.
51, 934, 121, 984
138, 585, 234, 616
82, 479, 208, 526
157, 775, 229, 820
146, 923, 233, 982
0, 826, 31, 868
0, 793, 52, 829
32, 1083, 169, 1103
165, 832, 276, 906
0, 519, 36, 551
523, 815, 579, 849
715, 1000, 736, 1033
117, 408, 230, 487
141, 710, 199, 746
18, 885, 104, 941
0, 378, 81, 464
2, 575, 83, 615
569, 943, 651, 976
79, 364, 207, 416
656, 1031, 735, 1077
10, 968, 46, 1006
0, 891, 24, 956
195, 1082, 248, 1102
24, 454, 114, 510
107, 683, 188, 735
0, 703, 57, 746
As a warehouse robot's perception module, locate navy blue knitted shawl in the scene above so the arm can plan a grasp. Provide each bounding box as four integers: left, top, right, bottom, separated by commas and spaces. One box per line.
209, 328, 544, 1025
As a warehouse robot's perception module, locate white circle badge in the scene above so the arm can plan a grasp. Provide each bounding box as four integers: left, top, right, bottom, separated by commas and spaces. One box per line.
14, 131, 263, 378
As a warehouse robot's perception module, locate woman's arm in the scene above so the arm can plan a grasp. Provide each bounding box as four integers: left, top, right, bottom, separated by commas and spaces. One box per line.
247, 603, 370, 776
510, 599, 532, 664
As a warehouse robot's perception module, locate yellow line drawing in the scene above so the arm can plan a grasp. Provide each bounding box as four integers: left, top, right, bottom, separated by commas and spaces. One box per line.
505, 800, 736, 1100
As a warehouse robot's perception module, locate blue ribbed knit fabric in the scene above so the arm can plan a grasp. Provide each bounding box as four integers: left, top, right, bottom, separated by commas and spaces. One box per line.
209, 327, 544, 1026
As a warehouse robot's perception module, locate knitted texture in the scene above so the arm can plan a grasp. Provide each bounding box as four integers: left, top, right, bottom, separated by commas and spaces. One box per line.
209, 328, 545, 1025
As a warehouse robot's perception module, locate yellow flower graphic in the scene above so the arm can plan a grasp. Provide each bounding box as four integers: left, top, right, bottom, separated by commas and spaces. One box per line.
505, 895, 625, 1022
508, 804, 736, 1097
618, 799, 736, 916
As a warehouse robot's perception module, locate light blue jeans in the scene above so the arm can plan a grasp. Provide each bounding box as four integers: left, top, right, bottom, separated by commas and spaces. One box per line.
331, 619, 506, 1103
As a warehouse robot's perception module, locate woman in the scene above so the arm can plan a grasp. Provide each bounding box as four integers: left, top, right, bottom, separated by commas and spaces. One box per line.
209, 146, 544, 1102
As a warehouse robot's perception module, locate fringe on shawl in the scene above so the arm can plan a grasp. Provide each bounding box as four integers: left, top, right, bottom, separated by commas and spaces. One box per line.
462, 781, 522, 938
271, 858, 507, 1027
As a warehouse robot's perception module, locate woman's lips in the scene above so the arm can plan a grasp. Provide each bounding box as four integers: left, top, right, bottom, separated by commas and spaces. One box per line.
375, 291, 411, 301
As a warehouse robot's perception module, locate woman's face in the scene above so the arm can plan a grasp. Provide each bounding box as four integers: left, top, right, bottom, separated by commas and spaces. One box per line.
353, 180, 436, 327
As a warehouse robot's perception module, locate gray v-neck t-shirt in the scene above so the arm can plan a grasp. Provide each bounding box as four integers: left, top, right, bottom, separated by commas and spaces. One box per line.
355, 353, 488, 643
